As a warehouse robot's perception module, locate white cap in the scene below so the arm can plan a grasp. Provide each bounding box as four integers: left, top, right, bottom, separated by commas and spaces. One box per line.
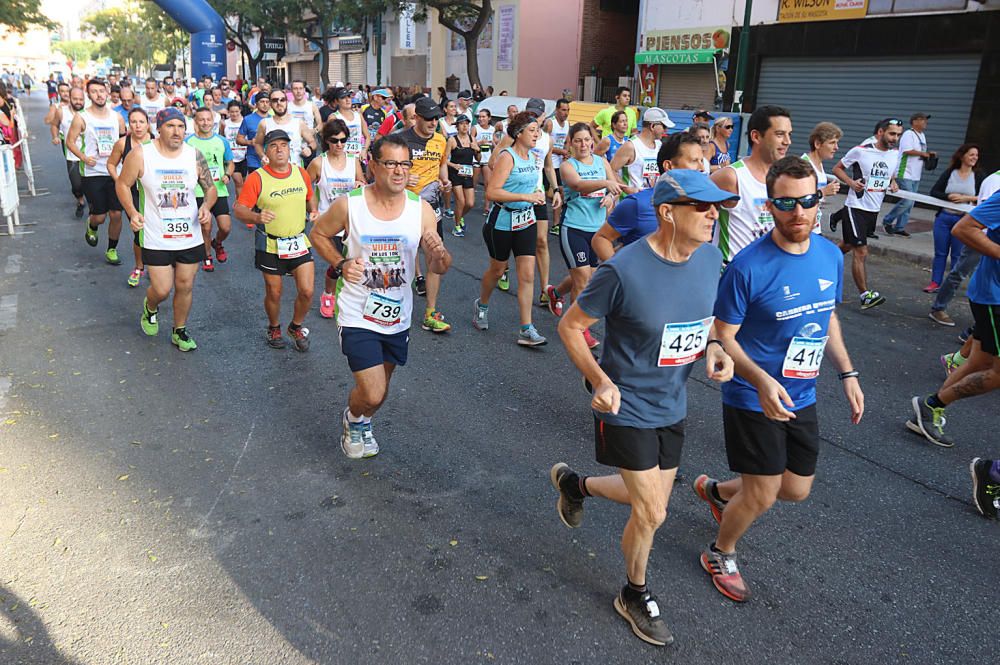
643, 107, 675, 128
335, 81, 345, 88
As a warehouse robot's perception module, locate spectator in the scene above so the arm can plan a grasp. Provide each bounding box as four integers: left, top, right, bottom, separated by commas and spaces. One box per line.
436, 86, 449, 110
925, 144, 984, 293
689, 123, 712, 174
883, 112, 936, 236
708, 116, 734, 172
591, 86, 637, 139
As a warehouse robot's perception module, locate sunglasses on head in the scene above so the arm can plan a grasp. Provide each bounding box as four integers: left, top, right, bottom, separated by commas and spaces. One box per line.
769, 193, 822, 211
886, 119, 903, 126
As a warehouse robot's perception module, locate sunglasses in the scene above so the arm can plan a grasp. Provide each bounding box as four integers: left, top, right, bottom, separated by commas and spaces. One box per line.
327, 136, 348, 144
670, 200, 735, 212
270, 98, 286, 103
377, 159, 413, 170
723, 124, 734, 130
769, 193, 822, 211
886, 119, 903, 126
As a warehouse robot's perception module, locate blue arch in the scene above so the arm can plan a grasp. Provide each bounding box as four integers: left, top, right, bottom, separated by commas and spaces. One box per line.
152, 0, 227, 81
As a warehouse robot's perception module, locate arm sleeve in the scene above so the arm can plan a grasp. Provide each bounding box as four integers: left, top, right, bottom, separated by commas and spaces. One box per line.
236, 171, 263, 208
713, 263, 750, 325
576, 263, 623, 321
607, 195, 638, 236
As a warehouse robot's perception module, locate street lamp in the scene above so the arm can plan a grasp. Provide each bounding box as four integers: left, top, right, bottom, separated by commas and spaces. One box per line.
733, 0, 753, 113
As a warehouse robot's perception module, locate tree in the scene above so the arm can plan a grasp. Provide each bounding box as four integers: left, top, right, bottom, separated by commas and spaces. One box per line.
405, 0, 491, 91
53, 41, 97, 70
84, 2, 188, 76
0, 0, 57, 34
286, 0, 388, 90
208, 0, 299, 82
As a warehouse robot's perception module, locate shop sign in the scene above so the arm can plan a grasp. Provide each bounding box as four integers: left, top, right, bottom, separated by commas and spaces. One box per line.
635, 50, 715, 66
778, 0, 869, 23
638, 65, 657, 107
641, 27, 730, 54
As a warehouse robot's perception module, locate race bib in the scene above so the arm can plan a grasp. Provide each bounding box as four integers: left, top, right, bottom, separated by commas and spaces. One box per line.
459, 164, 473, 177
346, 140, 362, 156
782, 336, 829, 379
275, 234, 308, 260
232, 145, 247, 161
209, 165, 222, 182
363, 291, 402, 327
586, 188, 608, 199
96, 128, 116, 157
866, 177, 889, 193
642, 159, 659, 178
327, 178, 354, 199
510, 207, 536, 231
162, 218, 194, 240
658, 317, 714, 367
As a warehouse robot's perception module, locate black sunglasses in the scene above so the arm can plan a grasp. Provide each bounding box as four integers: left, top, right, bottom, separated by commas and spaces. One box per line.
327, 136, 348, 144
723, 124, 734, 130
670, 200, 735, 212
770, 193, 822, 211
270, 98, 286, 103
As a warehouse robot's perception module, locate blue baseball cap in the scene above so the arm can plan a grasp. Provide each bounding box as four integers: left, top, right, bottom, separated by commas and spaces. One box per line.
651, 170, 740, 207
372, 88, 393, 98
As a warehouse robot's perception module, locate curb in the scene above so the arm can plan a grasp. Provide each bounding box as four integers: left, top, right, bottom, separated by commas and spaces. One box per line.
818, 231, 932, 268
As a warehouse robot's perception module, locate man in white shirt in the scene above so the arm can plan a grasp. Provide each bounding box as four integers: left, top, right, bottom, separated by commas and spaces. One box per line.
882, 112, 935, 237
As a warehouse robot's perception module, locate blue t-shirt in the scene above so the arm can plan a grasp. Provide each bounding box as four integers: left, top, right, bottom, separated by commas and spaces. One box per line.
114, 104, 130, 125
239, 112, 268, 168
608, 188, 658, 246
563, 156, 609, 232
577, 239, 722, 428
967, 191, 1000, 305
715, 233, 844, 412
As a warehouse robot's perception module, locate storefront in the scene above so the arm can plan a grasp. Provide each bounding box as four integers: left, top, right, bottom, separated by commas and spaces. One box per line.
634, 26, 731, 111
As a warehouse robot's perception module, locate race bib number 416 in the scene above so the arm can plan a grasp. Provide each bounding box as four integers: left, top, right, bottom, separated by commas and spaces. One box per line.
782, 336, 829, 379
659, 316, 714, 367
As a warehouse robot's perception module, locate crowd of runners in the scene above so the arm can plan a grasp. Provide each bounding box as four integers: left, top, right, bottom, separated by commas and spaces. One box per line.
36, 74, 1000, 648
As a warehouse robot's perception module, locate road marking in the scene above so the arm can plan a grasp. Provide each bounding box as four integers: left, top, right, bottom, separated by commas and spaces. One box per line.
0, 294, 17, 331
0, 375, 10, 410
4, 254, 20, 274
192, 418, 256, 537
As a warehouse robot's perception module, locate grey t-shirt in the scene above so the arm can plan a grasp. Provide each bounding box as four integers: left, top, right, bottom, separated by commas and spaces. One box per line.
577, 238, 723, 428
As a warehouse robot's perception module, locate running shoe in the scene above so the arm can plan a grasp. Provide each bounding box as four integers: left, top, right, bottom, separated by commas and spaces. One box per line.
866, 231, 879, 240
692, 474, 726, 525
287, 325, 310, 352
362, 421, 379, 458
928, 310, 955, 327
320, 293, 336, 319
906, 395, 954, 447
549, 462, 584, 528
940, 352, 962, 377
421, 309, 451, 333
583, 329, 600, 349
127, 268, 142, 287
829, 208, 841, 233
341, 407, 365, 459
498, 270, 510, 292
545, 285, 564, 317
202, 258, 214, 272
140, 298, 158, 336
700, 545, 750, 602
265, 326, 287, 349
860, 290, 886, 310
970, 458, 999, 519
212, 239, 228, 263
451, 220, 465, 237
517, 325, 547, 346
895, 229, 911, 238
472, 299, 489, 330
85, 224, 98, 247
922, 281, 939, 294
443, 209, 455, 218
171, 327, 197, 352
75, 202, 86, 218
549, 223, 561, 236
613, 587, 674, 647
104, 248, 122, 265
413, 275, 427, 297
538, 291, 550, 305
959, 326, 973, 344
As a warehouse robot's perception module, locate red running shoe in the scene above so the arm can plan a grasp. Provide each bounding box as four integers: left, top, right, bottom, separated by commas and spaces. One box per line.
202, 258, 214, 272
692, 474, 726, 525
700, 546, 750, 602
212, 239, 228, 263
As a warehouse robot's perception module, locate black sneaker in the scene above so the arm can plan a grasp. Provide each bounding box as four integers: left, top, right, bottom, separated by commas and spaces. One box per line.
613, 587, 674, 646
549, 462, 584, 528
895, 229, 911, 237
882, 225, 895, 236
829, 208, 842, 233
75, 202, 86, 218
959, 326, 973, 344
970, 458, 999, 519
867, 231, 880, 239
413, 275, 427, 297
265, 326, 287, 349
905, 395, 954, 447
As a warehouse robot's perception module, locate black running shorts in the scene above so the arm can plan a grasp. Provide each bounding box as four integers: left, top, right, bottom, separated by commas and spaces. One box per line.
483, 207, 537, 261
255, 249, 314, 275
196, 195, 231, 219
594, 415, 684, 471
841, 207, 877, 247
142, 244, 206, 266
723, 404, 820, 477
82, 175, 122, 216
970, 301, 1000, 356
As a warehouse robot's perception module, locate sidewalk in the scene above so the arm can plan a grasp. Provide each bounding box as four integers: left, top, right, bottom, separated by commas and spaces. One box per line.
819, 192, 939, 266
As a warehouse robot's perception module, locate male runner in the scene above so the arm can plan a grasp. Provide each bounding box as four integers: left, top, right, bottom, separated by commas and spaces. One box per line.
114, 86, 136, 125
288, 79, 322, 135
138, 78, 166, 135
396, 96, 453, 333
592, 87, 637, 138
906, 190, 1000, 447
711, 105, 791, 264
254, 91, 316, 168
65, 79, 127, 264
48, 84, 87, 218
115, 107, 216, 352
361, 88, 392, 138
455, 90, 475, 123
309, 134, 452, 458
237, 93, 272, 227
551, 169, 736, 646
694, 156, 863, 603
234, 130, 317, 352
609, 108, 671, 194
832, 118, 902, 310
186, 107, 234, 271
377, 100, 415, 137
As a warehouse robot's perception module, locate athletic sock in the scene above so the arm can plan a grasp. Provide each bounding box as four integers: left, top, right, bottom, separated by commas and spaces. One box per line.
710, 481, 728, 504
108, 238, 119, 250
520, 324, 531, 332
927, 393, 946, 409
954, 351, 968, 365
288, 322, 302, 332
989, 460, 1000, 484
625, 577, 647, 595
578, 475, 591, 498
323, 290, 333, 298
550, 287, 560, 299
347, 409, 365, 424
88, 222, 98, 231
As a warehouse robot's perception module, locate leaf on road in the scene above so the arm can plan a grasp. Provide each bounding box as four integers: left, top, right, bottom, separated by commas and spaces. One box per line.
117, 474, 129, 481
449, 540, 458, 547
475, 575, 489, 581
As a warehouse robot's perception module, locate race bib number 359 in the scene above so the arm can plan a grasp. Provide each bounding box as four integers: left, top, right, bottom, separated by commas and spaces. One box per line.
659, 316, 714, 367
782, 336, 829, 379
163, 219, 194, 240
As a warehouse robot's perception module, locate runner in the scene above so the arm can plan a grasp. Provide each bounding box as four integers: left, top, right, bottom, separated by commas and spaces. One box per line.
308, 134, 452, 458
594, 111, 628, 163
831, 118, 903, 310
237, 93, 271, 206
48, 84, 87, 218
307, 118, 366, 319
396, 96, 453, 333
475, 111, 547, 346
288, 79, 322, 138
115, 107, 216, 352
591, 86, 637, 138
186, 107, 235, 272
694, 156, 863, 603
220, 100, 247, 195
376, 100, 416, 137
361, 88, 392, 138
254, 90, 316, 168
547, 99, 571, 236
550, 169, 736, 646
708, 116, 734, 172
444, 114, 479, 237
802, 122, 843, 233
114, 86, 136, 125
233, 129, 317, 352
45, 74, 58, 104
455, 90, 475, 123
906, 190, 1000, 447
331, 86, 371, 162
473, 108, 496, 214
711, 105, 791, 264
689, 123, 713, 174
138, 78, 166, 136
609, 108, 672, 194
106, 107, 151, 287
438, 100, 459, 220
65, 78, 127, 265
497, 104, 518, 137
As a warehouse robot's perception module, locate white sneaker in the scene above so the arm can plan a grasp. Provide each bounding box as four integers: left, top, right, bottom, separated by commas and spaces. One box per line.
341, 407, 365, 459
361, 421, 379, 458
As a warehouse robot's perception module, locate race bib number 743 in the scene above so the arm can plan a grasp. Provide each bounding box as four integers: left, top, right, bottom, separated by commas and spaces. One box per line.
659, 316, 714, 367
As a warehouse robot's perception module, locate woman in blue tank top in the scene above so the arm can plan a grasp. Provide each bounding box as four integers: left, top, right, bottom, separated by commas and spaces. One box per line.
474, 112, 547, 346
596, 110, 629, 164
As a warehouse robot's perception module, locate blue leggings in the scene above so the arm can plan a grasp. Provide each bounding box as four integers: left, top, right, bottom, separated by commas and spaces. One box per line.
931, 210, 965, 285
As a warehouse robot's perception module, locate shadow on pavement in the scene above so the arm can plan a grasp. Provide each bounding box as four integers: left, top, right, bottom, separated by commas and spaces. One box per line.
0, 586, 79, 665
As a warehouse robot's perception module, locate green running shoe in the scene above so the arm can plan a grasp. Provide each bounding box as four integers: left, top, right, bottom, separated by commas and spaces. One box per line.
498, 270, 510, 292
171, 327, 197, 352
421, 309, 451, 333
140, 298, 158, 336
105, 247, 122, 265
85, 224, 98, 247
127, 268, 142, 287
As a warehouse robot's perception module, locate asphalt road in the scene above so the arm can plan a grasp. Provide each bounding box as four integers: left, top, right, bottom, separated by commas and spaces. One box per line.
1, 95, 997, 665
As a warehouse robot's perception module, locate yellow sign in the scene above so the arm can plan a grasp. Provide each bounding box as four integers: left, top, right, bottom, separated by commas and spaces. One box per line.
642, 27, 731, 54
778, 0, 869, 23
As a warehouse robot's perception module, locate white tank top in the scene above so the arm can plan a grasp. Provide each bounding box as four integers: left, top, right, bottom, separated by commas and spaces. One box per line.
336, 187, 423, 334
59, 105, 81, 163
224, 118, 246, 162
802, 152, 826, 235
550, 117, 569, 168
137, 143, 202, 251
474, 124, 495, 163
317, 153, 357, 214
289, 99, 317, 130
530, 130, 551, 190
80, 109, 120, 177
714, 159, 775, 262
625, 136, 661, 190
262, 117, 304, 166
335, 110, 365, 158
140, 94, 166, 136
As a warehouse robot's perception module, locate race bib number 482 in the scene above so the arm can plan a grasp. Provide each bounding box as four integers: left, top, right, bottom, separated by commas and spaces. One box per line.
659, 316, 714, 367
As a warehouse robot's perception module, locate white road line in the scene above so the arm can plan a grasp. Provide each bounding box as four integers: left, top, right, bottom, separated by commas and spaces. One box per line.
0, 294, 16, 331
4, 254, 20, 274
0, 375, 10, 410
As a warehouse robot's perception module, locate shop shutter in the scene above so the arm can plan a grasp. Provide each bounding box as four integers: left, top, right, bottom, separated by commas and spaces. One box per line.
346, 52, 366, 86
656, 64, 718, 111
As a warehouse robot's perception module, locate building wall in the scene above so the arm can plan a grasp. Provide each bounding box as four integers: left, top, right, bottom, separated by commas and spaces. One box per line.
516, 0, 583, 98
578, 0, 638, 79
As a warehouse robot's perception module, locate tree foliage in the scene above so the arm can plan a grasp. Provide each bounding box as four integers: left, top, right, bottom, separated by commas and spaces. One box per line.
0, 0, 57, 34
83, 1, 188, 75
52, 41, 98, 69
400, 0, 491, 90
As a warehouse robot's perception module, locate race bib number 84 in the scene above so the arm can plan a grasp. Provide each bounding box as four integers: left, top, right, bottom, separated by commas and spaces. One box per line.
659, 316, 714, 367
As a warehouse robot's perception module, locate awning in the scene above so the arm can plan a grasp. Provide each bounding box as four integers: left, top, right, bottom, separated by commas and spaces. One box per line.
635, 50, 714, 65
282, 51, 318, 64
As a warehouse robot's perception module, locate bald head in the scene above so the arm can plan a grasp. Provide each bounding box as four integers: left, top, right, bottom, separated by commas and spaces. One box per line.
403, 103, 417, 127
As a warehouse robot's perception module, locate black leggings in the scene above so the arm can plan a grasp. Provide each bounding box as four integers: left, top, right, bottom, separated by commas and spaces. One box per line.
66, 159, 83, 199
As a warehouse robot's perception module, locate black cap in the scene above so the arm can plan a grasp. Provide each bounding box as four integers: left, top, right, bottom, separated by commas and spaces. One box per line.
525, 98, 545, 117
263, 129, 291, 148
415, 97, 443, 120
693, 109, 715, 120
331, 86, 351, 100
458, 89, 472, 100
910, 112, 931, 122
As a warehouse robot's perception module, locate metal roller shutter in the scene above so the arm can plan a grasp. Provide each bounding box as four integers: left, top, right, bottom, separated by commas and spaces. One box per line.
656, 65, 718, 111
328, 57, 343, 86
755, 55, 980, 194
346, 52, 366, 86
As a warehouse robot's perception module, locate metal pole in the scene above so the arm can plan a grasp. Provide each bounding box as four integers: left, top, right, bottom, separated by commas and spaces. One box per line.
375, 14, 383, 86
733, 0, 753, 112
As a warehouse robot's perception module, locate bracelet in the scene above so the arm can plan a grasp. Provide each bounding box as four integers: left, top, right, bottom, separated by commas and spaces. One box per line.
336, 258, 349, 271
706, 339, 724, 351
838, 370, 860, 380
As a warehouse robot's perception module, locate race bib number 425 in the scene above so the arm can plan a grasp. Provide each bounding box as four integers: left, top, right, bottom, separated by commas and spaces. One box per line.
659, 316, 714, 367
782, 336, 829, 379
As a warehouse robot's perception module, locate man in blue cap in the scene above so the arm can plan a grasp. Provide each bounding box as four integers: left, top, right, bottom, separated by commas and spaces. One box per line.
361, 88, 393, 138
550, 169, 737, 647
